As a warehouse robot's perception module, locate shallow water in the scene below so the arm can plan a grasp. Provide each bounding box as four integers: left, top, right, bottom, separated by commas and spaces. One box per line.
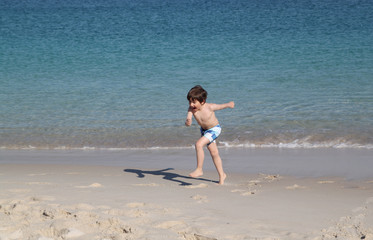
1, 0, 372, 149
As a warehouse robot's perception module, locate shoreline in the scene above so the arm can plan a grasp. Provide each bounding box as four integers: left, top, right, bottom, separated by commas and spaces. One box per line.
1, 148, 372, 239
1, 148, 372, 180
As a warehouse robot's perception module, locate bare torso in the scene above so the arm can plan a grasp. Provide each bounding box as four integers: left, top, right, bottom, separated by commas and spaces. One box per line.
186, 100, 234, 130
191, 103, 219, 130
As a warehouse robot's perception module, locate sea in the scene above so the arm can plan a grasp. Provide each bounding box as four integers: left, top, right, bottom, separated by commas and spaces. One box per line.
1, 0, 372, 150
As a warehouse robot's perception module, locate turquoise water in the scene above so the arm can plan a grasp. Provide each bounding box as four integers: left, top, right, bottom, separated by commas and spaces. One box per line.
1, 0, 372, 149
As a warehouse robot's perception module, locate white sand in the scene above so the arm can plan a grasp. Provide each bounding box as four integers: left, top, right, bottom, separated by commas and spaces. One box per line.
0, 149, 372, 240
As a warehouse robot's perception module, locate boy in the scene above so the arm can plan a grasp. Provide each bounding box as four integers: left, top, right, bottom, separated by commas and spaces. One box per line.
185, 85, 234, 185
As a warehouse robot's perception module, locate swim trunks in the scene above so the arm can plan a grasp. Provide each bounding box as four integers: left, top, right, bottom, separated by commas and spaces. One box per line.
200, 124, 221, 145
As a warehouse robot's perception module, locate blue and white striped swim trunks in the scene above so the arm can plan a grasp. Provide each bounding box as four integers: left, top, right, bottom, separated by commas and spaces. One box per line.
200, 124, 221, 145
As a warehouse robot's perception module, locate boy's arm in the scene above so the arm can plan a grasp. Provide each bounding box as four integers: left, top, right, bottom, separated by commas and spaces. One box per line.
210, 101, 235, 111
185, 107, 193, 126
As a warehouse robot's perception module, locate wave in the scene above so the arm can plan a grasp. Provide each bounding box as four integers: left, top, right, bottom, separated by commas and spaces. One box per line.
1, 138, 372, 150
219, 138, 373, 149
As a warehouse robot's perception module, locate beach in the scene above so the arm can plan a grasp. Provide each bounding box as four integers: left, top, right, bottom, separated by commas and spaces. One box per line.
1, 1, 373, 239
1, 148, 372, 240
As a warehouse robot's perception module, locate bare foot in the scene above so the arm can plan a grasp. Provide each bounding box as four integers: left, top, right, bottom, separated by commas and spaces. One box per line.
189, 169, 203, 178
219, 173, 227, 185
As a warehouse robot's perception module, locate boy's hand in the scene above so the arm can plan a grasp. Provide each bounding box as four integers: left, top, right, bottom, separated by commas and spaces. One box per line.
185, 118, 192, 126
229, 101, 235, 108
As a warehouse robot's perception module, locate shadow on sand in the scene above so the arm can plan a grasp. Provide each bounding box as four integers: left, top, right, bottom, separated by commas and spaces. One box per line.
124, 168, 217, 186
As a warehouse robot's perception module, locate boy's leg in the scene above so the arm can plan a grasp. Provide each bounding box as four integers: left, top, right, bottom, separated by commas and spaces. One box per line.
207, 142, 226, 185
189, 136, 210, 178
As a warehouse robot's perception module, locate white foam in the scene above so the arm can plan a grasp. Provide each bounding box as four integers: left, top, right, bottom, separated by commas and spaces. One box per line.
1, 139, 372, 151
219, 139, 373, 149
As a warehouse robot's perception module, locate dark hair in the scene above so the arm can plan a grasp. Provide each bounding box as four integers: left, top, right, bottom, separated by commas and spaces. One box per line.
187, 85, 207, 103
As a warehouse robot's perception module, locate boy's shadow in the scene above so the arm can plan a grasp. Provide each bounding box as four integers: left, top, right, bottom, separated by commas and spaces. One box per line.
124, 168, 217, 186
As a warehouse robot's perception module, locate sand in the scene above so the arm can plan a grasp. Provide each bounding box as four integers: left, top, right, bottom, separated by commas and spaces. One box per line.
0, 148, 372, 240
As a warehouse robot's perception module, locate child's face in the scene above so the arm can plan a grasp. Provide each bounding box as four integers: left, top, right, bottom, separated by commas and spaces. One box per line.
189, 99, 204, 111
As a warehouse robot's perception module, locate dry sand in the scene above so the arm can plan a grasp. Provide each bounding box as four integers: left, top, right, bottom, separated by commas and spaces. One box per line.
0, 149, 372, 240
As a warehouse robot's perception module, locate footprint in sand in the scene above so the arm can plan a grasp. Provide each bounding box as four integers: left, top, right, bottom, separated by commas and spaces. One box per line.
248, 180, 261, 185
231, 178, 260, 196
260, 174, 281, 182
191, 194, 209, 203
231, 189, 256, 196
232, 174, 280, 196
185, 183, 208, 189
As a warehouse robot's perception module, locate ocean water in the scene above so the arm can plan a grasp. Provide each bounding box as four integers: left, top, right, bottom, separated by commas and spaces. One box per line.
1, 0, 372, 150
